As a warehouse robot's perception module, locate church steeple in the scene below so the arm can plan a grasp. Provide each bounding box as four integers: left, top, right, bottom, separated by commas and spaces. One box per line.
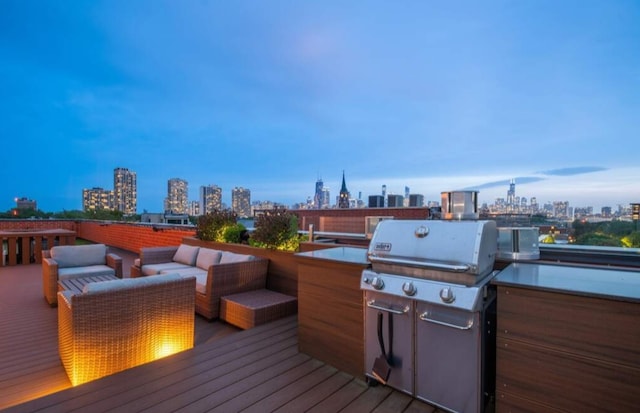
338, 170, 350, 208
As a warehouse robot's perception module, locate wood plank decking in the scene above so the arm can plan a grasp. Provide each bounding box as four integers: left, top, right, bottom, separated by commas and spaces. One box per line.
0, 252, 439, 412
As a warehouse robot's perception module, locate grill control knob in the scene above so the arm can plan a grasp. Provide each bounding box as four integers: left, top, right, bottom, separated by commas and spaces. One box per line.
402, 281, 417, 296
371, 277, 385, 290
440, 287, 455, 304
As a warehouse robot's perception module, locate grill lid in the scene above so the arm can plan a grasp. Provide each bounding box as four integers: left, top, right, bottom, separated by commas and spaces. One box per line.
367, 220, 497, 284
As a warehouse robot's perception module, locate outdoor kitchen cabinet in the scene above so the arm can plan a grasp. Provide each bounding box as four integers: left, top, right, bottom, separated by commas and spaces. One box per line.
493, 263, 640, 413
295, 247, 370, 379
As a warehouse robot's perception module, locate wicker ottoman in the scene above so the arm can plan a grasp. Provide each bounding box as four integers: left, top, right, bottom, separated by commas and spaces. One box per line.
220, 289, 297, 329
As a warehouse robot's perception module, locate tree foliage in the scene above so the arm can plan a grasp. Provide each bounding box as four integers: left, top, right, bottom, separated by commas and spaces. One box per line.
571, 219, 637, 247
197, 209, 239, 242
250, 207, 301, 251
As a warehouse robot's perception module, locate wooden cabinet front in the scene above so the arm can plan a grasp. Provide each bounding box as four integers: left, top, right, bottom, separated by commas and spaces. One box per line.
496, 285, 640, 412
297, 248, 369, 379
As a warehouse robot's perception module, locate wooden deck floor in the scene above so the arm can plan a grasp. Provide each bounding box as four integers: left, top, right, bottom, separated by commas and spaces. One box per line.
0, 250, 439, 412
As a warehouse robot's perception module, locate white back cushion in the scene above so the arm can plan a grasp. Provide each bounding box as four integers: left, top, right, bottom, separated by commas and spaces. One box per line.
196, 248, 222, 270
173, 245, 200, 266
51, 244, 107, 268
219, 251, 254, 264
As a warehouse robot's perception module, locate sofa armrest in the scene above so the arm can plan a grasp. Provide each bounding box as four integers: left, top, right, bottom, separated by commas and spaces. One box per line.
197, 257, 269, 320
106, 253, 123, 279
42, 257, 59, 306
139, 246, 179, 266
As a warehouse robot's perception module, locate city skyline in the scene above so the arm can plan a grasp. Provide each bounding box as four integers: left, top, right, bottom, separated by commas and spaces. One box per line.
1, 1, 638, 213
9, 167, 635, 216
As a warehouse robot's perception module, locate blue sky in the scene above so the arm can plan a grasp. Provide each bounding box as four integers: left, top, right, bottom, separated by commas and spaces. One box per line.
1, 0, 638, 213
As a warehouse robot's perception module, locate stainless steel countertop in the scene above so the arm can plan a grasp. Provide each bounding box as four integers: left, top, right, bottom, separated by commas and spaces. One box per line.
493, 262, 640, 303
296, 246, 370, 266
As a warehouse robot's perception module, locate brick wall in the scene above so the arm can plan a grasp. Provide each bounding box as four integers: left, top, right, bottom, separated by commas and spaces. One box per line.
76, 222, 196, 253
0, 220, 195, 254
0, 220, 76, 232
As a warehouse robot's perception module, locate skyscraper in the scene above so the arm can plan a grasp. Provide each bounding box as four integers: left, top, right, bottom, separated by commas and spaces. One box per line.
200, 185, 222, 215
165, 178, 188, 214
382, 184, 387, 207
232, 187, 251, 218
338, 171, 350, 208
113, 167, 137, 214
506, 179, 516, 211
314, 178, 325, 209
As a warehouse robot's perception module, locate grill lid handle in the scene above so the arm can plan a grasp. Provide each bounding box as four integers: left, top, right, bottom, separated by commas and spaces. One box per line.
368, 256, 472, 273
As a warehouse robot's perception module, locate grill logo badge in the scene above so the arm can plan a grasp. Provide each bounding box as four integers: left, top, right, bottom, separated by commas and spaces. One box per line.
374, 242, 392, 251
414, 225, 429, 238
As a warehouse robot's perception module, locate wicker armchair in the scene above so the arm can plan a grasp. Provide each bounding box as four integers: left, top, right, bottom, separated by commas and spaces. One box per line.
196, 258, 269, 320
42, 244, 123, 306
58, 273, 195, 386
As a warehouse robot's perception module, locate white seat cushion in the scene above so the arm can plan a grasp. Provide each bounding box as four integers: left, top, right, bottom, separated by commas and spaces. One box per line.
159, 267, 208, 294
141, 262, 192, 276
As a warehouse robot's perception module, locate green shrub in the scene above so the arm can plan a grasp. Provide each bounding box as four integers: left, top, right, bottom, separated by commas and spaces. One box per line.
222, 223, 247, 244
197, 209, 238, 242
249, 208, 301, 251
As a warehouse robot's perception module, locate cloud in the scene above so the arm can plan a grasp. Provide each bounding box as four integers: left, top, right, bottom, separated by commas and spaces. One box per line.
537, 166, 608, 176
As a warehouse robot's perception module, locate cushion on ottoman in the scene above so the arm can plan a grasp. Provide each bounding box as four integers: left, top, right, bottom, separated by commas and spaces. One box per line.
220, 289, 297, 329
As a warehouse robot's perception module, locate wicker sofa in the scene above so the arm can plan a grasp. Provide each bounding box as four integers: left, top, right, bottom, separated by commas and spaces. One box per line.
130, 244, 269, 320
42, 243, 123, 306
58, 273, 195, 386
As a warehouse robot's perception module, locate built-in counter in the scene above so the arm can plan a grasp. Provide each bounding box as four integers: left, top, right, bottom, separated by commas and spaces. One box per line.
492, 263, 640, 412
1, 229, 76, 266
296, 247, 370, 379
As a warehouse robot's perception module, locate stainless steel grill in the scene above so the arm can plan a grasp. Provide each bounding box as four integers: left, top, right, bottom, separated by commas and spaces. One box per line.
361, 219, 498, 413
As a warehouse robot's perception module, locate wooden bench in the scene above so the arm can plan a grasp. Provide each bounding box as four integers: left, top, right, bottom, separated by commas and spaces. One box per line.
220, 289, 297, 329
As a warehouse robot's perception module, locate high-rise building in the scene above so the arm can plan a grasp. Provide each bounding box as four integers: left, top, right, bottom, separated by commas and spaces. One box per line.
338, 171, 350, 208
82, 187, 114, 211
382, 185, 387, 207
409, 194, 424, 207
387, 194, 404, 207
165, 178, 188, 214
314, 178, 325, 209
188, 200, 200, 216
368, 195, 384, 207
507, 179, 516, 211
113, 167, 137, 214
232, 187, 251, 218
321, 188, 330, 208
199, 185, 222, 215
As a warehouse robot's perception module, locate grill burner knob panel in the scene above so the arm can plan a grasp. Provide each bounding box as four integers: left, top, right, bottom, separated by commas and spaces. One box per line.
439, 287, 455, 304
371, 277, 385, 290
402, 281, 417, 296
